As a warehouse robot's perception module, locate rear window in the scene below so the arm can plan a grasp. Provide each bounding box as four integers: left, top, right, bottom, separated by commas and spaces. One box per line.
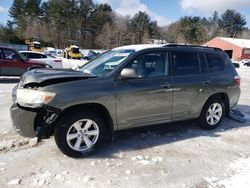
172, 51, 200, 75
205, 53, 225, 73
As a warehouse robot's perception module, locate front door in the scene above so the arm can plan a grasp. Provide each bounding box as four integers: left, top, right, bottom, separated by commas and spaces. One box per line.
0, 49, 27, 76
115, 51, 173, 130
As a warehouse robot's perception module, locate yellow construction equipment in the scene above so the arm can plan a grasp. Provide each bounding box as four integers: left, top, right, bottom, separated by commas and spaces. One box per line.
25, 38, 43, 52
64, 45, 82, 59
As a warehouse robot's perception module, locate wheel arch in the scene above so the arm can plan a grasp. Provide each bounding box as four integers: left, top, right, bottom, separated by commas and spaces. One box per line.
52, 103, 115, 137
201, 93, 230, 116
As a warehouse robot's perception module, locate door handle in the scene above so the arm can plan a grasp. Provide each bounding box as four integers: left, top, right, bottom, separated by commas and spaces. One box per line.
202, 80, 211, 85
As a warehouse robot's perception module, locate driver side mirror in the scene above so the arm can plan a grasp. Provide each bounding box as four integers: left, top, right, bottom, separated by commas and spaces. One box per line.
120, 68, 138, 79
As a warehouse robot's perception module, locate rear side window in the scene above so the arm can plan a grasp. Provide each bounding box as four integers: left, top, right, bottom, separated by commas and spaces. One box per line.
25, 53, 46, 59
205, 53, 225, 73
172, 51, 200, 75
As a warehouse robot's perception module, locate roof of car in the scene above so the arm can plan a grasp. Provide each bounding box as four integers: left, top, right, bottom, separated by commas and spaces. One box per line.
113, 43, 221, 52
113, 44, 166, 51
19, 51, 45, 55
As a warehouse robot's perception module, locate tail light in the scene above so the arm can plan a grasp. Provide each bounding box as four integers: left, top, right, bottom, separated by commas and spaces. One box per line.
234, 75, 241, 86
53, 59, 62, 63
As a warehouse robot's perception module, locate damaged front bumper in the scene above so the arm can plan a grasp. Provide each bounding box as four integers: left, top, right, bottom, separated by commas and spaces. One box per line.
10, 103, 60, 139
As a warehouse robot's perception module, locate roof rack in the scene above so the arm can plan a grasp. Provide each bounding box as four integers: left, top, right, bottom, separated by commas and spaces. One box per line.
163, 43, 222, 51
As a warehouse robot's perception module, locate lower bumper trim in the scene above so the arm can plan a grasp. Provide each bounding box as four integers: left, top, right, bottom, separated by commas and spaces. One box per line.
10, 103, 37, 138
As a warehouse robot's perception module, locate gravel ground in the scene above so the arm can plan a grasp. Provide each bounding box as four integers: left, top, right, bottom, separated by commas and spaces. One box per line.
0, 69, 250, 188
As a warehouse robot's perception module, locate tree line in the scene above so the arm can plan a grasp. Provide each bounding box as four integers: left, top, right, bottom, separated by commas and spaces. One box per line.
0, 0, 249, 49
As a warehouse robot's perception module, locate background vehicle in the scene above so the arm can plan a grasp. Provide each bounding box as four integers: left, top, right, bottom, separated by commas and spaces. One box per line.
44, 47, 63, 57
244, 61, 250, 67
232, 60, 240, 68
11, 44, 240, 158
241, 59, 250, 67
20, 51, 62, 68
25, 38, 43, 52
64, 45, 82, 59
82, 50, 100, 60
0, 47, 48, 76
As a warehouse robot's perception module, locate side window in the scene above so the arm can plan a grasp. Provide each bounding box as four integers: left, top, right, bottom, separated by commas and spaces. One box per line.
28, 53, 40, 59
172, 51, 200, 75
125, 52, 167, 78
3, 49, 18, 60
205, 53, 225, 73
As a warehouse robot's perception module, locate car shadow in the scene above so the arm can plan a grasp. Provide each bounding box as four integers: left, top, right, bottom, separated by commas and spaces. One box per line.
90, 105, 250, 159
0, 77, 20, 84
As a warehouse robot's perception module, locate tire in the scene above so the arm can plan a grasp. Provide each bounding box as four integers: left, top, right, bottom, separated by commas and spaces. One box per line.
198, 98, 225, 130
54, 111, 106, 158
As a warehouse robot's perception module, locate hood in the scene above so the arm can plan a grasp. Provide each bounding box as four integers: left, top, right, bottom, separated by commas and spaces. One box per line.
20, 68, 97, 87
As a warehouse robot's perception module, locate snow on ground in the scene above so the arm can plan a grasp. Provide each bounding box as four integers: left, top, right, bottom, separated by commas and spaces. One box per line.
204, 157, 250, 188
61, 58, 88, 69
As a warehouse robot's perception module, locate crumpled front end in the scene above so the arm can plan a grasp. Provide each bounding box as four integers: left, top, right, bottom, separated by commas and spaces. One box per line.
10, 103, 60, 139
10, 80, 60, 139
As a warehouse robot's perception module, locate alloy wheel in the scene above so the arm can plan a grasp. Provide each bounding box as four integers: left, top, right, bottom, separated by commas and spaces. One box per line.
206, 103, 223, 126
66, 119, 99, 152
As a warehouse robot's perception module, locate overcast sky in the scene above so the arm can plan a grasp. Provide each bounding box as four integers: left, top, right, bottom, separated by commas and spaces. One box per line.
0, 0, 250, 27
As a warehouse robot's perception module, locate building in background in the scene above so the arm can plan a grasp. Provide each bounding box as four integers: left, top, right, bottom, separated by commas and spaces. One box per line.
204, 37, 250, 61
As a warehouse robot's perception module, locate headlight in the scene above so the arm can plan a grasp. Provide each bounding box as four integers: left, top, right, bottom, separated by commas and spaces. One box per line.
17, 89, 56, 108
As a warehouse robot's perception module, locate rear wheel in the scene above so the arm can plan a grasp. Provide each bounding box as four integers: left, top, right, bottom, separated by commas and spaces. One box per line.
198, 98, 225, 129
54, 111, 106, 158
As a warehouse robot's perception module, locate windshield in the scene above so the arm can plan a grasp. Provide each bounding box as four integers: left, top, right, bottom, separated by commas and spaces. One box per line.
18, 51, 27, 61
34, 44, 41, 49
72, 47, 79, 53
80, 49, 135, 77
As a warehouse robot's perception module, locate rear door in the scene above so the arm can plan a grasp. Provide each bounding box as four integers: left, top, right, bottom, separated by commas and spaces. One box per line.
115, 50, 173, 130
171, 49, 211, 121
0, 49, 28, 76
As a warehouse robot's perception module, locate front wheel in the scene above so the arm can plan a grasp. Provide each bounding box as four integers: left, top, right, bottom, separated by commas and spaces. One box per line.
54, 111, 106, 158
198, 99, 225, 129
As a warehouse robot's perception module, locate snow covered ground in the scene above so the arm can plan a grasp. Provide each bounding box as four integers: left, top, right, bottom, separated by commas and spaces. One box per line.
0, 68, 250, 187
61, 58, 88, 69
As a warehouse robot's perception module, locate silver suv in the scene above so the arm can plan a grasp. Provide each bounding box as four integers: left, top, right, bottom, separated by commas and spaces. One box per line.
11, 44, 241, 158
